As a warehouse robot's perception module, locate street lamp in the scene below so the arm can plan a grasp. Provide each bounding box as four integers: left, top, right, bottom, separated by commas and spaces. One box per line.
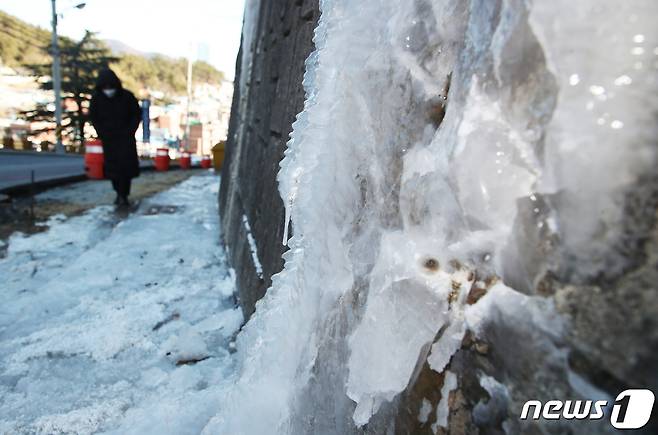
50, 1, 86, 154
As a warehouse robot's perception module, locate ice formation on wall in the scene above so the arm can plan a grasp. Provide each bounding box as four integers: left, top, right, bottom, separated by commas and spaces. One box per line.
208, 0, 656, 433
242, 214, 264, 279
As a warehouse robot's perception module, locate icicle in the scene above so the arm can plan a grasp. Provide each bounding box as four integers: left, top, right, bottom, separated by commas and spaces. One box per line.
282, 197, 292, 246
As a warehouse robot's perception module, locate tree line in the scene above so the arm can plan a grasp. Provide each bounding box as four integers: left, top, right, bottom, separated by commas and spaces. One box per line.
0, 10, 224, 94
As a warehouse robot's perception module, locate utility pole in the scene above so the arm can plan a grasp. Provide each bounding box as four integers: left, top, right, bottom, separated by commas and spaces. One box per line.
50, 0, 64, 153
185, 55, 193, 152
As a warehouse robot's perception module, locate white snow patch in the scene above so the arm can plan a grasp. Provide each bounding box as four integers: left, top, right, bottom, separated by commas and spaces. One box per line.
418, 398, 433, 424
162, 327, 210, 363
0, 174, 241, 434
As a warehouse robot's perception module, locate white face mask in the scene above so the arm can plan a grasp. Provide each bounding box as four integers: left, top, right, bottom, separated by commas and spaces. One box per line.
103, 89, 117, 98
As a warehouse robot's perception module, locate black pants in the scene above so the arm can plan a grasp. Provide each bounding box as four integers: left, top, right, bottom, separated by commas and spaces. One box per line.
111, 177, 132, 198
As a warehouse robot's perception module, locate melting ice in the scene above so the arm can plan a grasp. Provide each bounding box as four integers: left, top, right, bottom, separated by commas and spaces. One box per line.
207, 0, 657, 433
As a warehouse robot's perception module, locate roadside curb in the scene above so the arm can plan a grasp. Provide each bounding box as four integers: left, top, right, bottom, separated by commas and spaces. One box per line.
0, 149, 84, 159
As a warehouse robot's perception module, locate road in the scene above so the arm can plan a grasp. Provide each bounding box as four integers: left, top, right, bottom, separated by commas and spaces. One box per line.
0, 150, 85, 192
0, 150, 157, 192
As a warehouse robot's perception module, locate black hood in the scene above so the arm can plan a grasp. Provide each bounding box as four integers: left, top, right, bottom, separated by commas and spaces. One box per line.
95, 68, 123, 92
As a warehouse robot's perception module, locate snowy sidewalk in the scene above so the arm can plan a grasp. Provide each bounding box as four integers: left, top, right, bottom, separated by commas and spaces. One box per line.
0, 174, 243, 434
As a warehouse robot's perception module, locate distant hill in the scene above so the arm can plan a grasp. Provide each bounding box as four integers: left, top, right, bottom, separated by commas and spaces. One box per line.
0, 10, 225, 96
104, 39, 165, 60
104, 39, 149, 57
0, 10, 52, 69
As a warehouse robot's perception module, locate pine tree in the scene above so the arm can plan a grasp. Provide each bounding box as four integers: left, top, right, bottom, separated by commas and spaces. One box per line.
22, 32, 117, 151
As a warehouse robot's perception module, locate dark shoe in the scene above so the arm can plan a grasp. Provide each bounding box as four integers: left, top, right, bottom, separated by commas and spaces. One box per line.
114, 195, 121, 205
118, 196, 131, 207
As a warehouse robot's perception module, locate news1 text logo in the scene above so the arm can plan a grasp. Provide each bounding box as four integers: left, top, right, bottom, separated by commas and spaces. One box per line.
520, 389, 655, 429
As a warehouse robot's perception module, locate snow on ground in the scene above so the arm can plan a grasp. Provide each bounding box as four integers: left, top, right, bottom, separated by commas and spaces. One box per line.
0, 174, 243, 435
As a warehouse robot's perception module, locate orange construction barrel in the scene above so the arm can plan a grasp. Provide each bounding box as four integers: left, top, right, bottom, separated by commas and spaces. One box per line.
200, 155, 212, 169
179, 151, 191, 169
85, 139, 104, 179
155, 148, 170, 171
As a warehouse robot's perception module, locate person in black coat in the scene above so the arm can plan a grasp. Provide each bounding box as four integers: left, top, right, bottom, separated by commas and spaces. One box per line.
89, 68, 141, 206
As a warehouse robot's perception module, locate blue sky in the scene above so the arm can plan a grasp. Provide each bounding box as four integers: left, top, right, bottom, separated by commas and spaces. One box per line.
0, 0, 245, 79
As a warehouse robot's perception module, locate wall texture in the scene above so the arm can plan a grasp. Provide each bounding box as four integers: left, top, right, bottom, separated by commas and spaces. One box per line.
219, 0, 319, 319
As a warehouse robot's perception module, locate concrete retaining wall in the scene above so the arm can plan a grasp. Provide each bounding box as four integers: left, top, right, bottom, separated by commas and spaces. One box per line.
219, 0, 319, 319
